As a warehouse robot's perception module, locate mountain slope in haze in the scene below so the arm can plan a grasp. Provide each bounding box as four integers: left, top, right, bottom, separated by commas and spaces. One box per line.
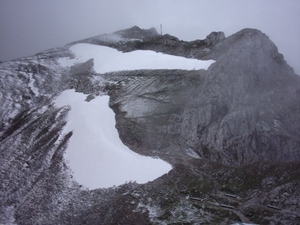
0, 26, 300, 224
105, 28, 300, 166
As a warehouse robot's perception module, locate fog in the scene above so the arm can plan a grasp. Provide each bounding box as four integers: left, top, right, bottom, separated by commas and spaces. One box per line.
1, 0, 299, 74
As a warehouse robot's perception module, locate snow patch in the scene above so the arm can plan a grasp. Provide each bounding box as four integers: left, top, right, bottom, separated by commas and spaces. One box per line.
28, 73, 39, 96
54, 90, 172, 189
93, 33, 141, 43
231, 223, 258, 225
58, 43, 215, 73
185, 148, 201, 159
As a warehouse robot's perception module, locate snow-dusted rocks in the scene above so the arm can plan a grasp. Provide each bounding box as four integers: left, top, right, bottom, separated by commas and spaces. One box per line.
1, 26, 300, 224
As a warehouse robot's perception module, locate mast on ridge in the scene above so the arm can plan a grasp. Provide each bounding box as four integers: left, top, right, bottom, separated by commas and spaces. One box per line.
160, 24, 162, 35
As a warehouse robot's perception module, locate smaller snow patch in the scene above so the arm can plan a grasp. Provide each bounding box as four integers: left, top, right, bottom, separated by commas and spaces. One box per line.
231, 223, 258, 225
28, 73, 39, 96
185, 148, 201, 159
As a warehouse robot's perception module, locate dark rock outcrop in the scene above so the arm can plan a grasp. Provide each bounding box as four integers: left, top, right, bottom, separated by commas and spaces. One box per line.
115, 25, 159, 39
115, 30, 226, 59
74, 26, 226, 59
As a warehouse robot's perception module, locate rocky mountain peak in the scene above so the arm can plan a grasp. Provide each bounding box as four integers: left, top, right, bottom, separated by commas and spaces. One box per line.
1, 27, 299, 225
115, 25, 159, 39
205, 31, 225, 46
159, 33, 180, 45
207, 28, 296, 84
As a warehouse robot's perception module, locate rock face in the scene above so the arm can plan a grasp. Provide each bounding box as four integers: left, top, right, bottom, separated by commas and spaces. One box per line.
108, 28, 300, 165
115, 25, 159, 39
0, 26, 300, 224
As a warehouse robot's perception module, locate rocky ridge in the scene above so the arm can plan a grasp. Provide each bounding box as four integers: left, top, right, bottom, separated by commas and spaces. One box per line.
103, 27, 300, 166
0, 26, 299, 224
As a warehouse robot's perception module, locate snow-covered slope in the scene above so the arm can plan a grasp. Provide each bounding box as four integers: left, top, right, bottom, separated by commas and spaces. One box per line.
54, 90, 172, 189
59, 43, 215, 73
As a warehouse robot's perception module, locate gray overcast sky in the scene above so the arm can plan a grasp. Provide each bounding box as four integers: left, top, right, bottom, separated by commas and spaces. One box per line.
1, 0, 299, 74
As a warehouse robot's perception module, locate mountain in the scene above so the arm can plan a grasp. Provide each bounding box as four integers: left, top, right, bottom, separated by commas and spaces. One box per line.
1, 26, 300, 224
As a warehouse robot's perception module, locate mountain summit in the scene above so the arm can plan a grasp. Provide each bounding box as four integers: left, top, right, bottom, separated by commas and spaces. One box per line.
0, 26, 299, 224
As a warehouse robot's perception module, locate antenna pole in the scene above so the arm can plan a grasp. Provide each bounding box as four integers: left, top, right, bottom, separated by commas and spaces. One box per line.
160, 24, 162, 35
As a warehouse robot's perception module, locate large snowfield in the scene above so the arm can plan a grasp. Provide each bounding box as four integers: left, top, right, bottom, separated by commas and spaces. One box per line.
55, 90, 172, 189
56, 43, 214, 189
59, 43, 215, 73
